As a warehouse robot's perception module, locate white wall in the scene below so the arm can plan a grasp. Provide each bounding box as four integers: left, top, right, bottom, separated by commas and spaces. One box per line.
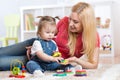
0, 0, 119, 56
111, 1, 120, 56
0, 0, 64, 37
0, 0, 117, 37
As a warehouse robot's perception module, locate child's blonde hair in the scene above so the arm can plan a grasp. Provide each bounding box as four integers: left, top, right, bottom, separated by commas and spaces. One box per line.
36, 16, 57, 36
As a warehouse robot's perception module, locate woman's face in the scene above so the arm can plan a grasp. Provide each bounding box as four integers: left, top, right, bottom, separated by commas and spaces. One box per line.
69, 12, 83, 33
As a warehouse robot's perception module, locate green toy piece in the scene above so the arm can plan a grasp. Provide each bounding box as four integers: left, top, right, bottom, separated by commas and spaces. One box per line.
59, 59, 68, 64
12, 66, 20, 75
53, 73, 67, 77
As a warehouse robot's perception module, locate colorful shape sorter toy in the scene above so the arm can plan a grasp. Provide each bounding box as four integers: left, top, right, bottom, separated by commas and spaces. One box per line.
74, 69, 87, 76
9, 59, 26, 78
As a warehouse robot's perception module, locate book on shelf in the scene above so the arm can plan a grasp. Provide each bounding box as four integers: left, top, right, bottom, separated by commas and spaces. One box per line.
25, 13, 35, 31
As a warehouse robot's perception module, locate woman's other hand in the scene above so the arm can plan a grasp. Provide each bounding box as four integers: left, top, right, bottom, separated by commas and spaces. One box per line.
66, 57, 78, 66
26, 46, 32, 60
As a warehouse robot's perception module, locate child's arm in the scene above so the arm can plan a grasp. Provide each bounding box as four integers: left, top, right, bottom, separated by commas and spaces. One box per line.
31, 40, 63, 62
36, 51, 63, 62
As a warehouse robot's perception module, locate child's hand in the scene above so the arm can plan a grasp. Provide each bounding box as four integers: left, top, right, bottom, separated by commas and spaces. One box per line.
52, 57, 63, 63
26, 46, 32, 60
59, 59, 69, 65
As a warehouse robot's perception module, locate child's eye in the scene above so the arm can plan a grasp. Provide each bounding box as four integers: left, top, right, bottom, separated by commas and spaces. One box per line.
46, 32, 50, 33
52, 32, 55, 34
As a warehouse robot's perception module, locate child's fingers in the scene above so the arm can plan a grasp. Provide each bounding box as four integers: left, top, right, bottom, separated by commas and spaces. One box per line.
26, 46, 32, 49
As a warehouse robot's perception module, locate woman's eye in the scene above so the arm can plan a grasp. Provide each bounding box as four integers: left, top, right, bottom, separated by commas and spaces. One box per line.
74, 20, 79, 24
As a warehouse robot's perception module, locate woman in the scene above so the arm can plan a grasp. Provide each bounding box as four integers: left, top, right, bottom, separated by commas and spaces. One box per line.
0, 2, 100, 71
54, 2, 100, 69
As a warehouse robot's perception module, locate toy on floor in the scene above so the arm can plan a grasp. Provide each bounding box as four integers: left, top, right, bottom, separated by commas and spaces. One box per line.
74, 65, 87, 76
65, 65, 82, 74
65, 67, 73, 74
9, 59, 26, 78
73, 65, 86, 76
53, 69, 67, 77
74, 69, 87, 76
65, 69, 72, 74
56, 69, 64, 73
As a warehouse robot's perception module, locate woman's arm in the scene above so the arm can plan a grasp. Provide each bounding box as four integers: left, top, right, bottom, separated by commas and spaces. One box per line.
67, 47, 99, 69
0, 38, 35, 71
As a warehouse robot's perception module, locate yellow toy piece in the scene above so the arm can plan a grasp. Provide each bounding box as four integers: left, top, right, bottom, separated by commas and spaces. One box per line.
52, 51, 61, 57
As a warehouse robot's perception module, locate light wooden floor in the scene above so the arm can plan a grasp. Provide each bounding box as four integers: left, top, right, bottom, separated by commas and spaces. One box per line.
99, 56, 120, 64
0, 55, 120, 80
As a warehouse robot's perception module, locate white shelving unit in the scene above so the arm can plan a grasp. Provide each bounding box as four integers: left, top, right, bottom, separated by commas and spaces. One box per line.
20, 5, 72, 41
94, 1, 114, 57
20, 1, 114, 57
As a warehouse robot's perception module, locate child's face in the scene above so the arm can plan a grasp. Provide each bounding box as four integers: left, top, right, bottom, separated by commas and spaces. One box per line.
40, 24, 56, 41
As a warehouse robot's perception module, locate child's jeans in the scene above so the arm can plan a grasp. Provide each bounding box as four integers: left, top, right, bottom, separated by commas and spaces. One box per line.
26, 60, 73, 74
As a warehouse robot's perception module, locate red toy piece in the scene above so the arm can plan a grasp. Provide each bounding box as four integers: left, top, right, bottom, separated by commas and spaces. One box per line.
65, 69, 73, 74
9, 74, 25, 78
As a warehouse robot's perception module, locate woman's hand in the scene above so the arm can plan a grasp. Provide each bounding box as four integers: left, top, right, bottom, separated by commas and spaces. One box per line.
26, 46, 32, 60
66, 57, 78, 66
67, 56, 77, 62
